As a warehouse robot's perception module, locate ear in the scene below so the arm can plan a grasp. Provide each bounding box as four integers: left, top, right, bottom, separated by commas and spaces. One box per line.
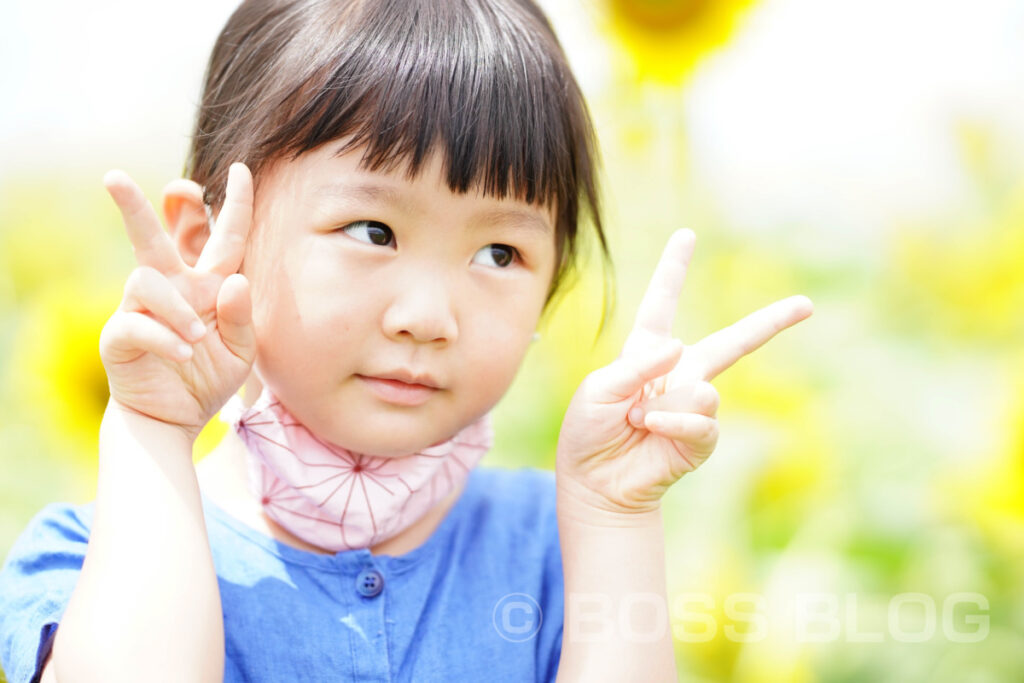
161, 178, 211, 268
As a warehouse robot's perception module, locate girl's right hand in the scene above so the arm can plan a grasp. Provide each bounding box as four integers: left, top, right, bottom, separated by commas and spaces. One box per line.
98, 162, 258, 444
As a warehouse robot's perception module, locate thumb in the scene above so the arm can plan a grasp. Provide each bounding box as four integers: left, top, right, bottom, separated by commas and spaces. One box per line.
586, 337, 684, 404
216, 273, 256, 362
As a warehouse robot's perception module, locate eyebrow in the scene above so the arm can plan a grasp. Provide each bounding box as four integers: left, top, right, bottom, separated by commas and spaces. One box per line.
313, 182, 418, 215
313, 182, 552, 235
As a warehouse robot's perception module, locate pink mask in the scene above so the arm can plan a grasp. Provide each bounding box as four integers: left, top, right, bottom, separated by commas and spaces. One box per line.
218, 385, 493, 552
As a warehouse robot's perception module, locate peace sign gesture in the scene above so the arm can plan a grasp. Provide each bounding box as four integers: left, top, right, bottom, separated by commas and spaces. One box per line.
98, 163, 258, 444
555, 229, 814, 516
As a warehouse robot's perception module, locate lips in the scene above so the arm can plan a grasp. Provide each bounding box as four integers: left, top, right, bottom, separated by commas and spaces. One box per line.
357, 374, 438, 406
367, 369, 442, 389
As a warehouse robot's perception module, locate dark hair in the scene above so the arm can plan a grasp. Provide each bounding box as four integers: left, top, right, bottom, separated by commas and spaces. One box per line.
184, 0, 615, 336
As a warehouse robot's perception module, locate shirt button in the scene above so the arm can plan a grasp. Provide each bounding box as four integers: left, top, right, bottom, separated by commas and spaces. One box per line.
355, 568, 384, 598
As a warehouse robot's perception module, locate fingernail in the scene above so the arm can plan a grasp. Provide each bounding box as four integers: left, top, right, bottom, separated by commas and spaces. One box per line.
177, 344, 192, 360
629, 405, 645, 425
189, 321, 206, 340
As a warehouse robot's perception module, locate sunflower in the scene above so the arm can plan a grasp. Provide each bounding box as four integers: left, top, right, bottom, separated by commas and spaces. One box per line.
7, 281, 115, 463
604, 0, 760, 84
1, 175, 228, 468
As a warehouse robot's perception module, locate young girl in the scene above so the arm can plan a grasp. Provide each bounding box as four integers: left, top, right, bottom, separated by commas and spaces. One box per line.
0, 0, 813, 681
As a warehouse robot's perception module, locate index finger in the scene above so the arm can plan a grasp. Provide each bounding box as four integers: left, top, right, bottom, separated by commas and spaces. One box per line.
195, 162, 254, 277
685, 295, 814, 381
631, 229, 696, 338
103, 170, 189, 276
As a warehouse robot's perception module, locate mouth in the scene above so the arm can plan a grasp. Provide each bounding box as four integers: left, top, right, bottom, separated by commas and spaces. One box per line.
356, 375, 439, 406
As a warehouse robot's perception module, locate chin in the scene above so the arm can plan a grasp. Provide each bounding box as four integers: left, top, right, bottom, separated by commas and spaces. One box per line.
325, 424, 446, 459
318, 391, 460, 450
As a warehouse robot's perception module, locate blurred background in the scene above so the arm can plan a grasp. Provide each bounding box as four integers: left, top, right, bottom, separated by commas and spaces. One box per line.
2, 0, 1022, 680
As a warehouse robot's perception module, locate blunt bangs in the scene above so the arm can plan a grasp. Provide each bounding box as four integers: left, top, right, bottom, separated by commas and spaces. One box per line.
282, 1, 581, 207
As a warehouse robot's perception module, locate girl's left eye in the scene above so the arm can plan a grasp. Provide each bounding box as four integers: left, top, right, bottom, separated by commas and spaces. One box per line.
472, 244, 520, 269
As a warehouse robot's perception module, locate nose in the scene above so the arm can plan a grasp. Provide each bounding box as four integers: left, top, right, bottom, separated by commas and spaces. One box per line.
380, 268, 458, 344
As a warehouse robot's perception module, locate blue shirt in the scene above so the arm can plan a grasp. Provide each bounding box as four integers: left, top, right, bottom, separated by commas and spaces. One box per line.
0, 465, 564, 682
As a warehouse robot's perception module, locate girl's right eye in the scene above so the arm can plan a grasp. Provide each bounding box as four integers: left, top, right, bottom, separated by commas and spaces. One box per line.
340, 220, 394, 247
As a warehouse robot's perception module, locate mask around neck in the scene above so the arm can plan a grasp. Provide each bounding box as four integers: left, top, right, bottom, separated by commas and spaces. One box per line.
218, 385, 493, 552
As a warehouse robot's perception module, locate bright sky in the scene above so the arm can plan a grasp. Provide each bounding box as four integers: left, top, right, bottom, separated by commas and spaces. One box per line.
2, 0, 1022, 237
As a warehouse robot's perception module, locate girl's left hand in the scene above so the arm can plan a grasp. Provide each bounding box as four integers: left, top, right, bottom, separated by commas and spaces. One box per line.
555, 229, 814, 516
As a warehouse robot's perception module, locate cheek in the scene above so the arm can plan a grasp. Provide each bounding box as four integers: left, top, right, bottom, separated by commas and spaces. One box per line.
248, 252, 336, 372
287, 253, 369, 338
247, 255, 291, 333
462, 276, 544, 373
465, 318, 532, 391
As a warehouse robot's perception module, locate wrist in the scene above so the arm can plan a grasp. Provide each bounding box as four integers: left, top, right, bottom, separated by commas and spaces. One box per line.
103, 399, 199, 451
556, 476, 663, 528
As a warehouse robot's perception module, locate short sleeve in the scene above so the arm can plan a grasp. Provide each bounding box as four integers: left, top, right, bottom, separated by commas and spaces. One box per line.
0, 502, 92, 683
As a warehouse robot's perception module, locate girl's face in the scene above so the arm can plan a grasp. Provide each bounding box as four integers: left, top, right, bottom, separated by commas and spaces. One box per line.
240, 141, 558, 457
